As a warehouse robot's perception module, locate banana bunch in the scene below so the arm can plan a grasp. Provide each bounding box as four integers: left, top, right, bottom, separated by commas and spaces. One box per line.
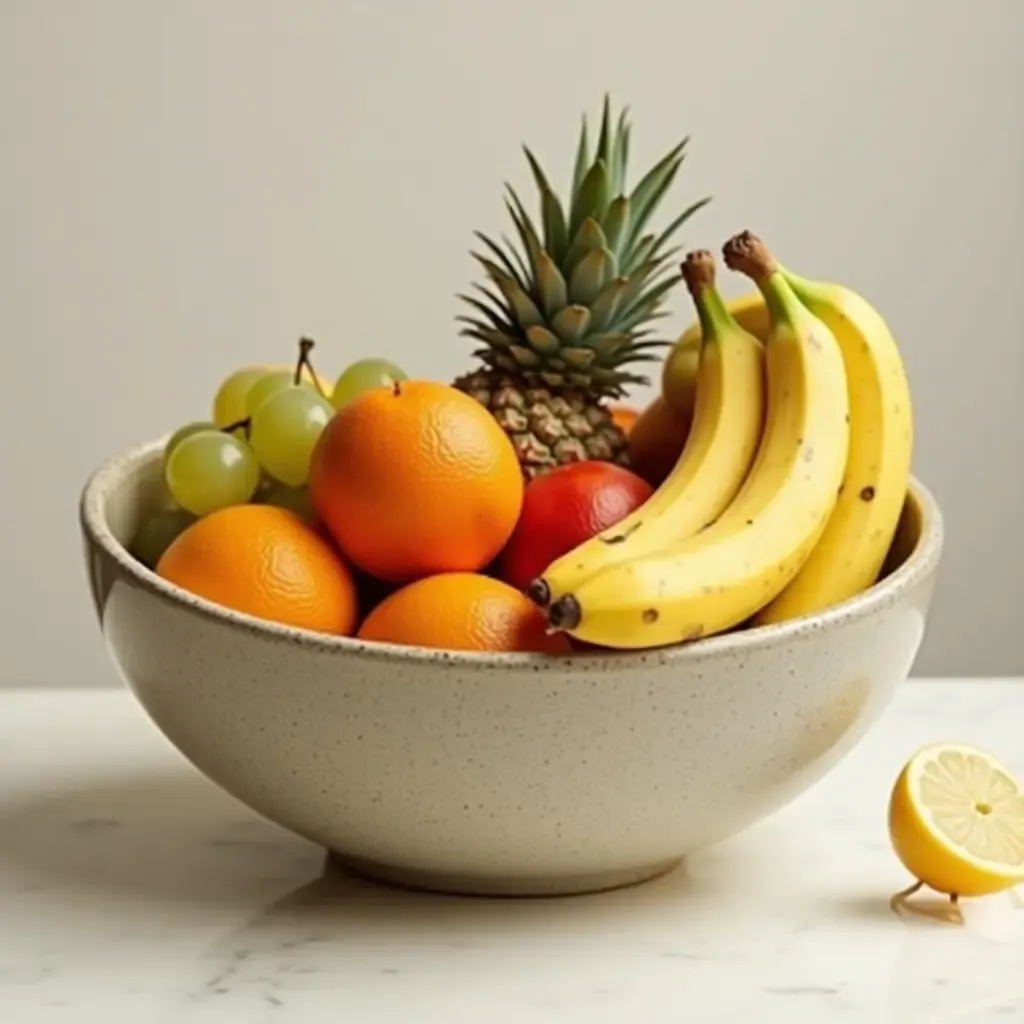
530, 230, 913, 650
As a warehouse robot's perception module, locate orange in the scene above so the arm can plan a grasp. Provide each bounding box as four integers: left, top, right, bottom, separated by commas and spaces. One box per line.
609, 404, 640, 436
309, 380, 524, 582
358, 573, 571, 653
627, 396, 692, 487
156, 504, 358, 635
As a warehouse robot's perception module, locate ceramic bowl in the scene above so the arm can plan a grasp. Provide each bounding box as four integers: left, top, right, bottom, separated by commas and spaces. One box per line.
80, 438, 943, 897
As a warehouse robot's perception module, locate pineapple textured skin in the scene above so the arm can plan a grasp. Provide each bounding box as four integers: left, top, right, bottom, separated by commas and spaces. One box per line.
454, 370, 629, 480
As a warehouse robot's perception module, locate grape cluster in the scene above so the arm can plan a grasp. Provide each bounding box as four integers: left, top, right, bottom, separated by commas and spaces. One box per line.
129, 340, 407, 569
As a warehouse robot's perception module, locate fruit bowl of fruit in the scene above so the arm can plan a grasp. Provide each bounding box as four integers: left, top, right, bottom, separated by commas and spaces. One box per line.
79, 101, 943, 897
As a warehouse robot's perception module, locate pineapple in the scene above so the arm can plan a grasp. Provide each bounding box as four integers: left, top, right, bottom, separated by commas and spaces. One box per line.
453, 97, 710, 479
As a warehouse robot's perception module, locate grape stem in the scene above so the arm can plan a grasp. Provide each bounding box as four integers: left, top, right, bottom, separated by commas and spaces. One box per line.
295, 336, 327, 397
222, 417, 251, 439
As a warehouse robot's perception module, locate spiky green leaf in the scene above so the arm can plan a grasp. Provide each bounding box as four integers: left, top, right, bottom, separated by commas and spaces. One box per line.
621, 252, 682, 311
620, 289, 677, 330
473, 234, 527, 291
490, 353, 521, 373
477, 257, 544, 327
584, 332, 633, 358
610, 108, 630, 194
570, 159, 611, 237
596, 94, 613, 169
509, 344, 541, 367
459, 325, 516, 349
569, 248, 613, 306
570, 115, 590, 205
522, 146, 553, 196
561, 347, 597, 370
502, 234, 532, 285
602, 196, 630, 257
505, 186, 543, 277
536, 252, 568, 319
563, 217, 607, 279
551, 305, 592, 343
471, 282, 512, 320
588, 277, 629, 332
647, 196, 712, 260
540, 189, 568, 264
522, 149, 569, 263
619, 255, 672, 309
456, 315, 506, 340
624, 274, 679, 318
625, 160, 684, 253
624, 143, 687, 252
630, 137, 688, 205
606, 352, 664, 367
457, 294, 509, 331
525, 325, 562, 356
627, 339, 673, 353
626, 234, 656, 271
589, 366, 646, 390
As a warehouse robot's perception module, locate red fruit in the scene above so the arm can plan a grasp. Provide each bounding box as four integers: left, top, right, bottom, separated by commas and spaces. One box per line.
499, 461, 654, 593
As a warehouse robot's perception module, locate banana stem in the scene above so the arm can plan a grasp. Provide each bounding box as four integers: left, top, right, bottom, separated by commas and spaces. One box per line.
681, 250, 734, 343
722, 231, 805, 331
548, 594, 582, 631
527, 578, 552, 609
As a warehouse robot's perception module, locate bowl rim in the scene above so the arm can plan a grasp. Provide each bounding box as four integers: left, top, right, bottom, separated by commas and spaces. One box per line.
80, 437, 944, 672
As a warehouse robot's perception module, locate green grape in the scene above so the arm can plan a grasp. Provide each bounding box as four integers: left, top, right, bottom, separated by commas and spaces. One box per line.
163, 421, 216, 468
166, 421, 247, 469
261, 483, 316, 523
213, 366, 268, 427
129, 507, 197, 569
331, 357, 407, 410
249, 387, 334, 487
164, 430, 260, 516
244, 370, 313, 418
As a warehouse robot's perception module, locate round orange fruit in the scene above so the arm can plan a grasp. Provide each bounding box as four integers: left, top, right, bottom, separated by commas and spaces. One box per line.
309, 380, 524, 582
156, 504, 358, 635
627, 396, 692, 487
357, 573, 571, 654
609, 404, 640, 436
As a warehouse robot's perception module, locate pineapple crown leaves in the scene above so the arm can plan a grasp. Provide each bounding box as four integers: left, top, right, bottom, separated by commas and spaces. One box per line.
460, 95, 711, 396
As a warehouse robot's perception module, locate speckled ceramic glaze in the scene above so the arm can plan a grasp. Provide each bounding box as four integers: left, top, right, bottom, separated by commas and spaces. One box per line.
80, 438, 944, 897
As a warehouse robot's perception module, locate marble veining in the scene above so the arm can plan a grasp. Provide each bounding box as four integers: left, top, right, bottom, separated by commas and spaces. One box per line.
0, 680, 1022, 1022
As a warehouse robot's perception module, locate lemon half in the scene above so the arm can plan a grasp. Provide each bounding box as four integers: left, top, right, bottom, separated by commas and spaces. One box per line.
889, 742, 1024, 897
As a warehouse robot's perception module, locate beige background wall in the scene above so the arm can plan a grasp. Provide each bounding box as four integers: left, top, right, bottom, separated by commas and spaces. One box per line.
2, 0, 1022, 684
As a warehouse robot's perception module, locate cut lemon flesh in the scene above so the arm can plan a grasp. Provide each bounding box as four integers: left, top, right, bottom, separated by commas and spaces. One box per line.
888, 743, 1024, 897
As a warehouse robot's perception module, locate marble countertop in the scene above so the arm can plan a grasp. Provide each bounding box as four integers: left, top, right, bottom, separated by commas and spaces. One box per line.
1, 680, 1022, 1022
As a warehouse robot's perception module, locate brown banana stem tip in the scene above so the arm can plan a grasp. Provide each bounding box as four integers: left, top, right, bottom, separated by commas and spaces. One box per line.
548, 594, 582, 631
721, 230, 778, 281
680, 249, 716, 298
527, 577, 551, 609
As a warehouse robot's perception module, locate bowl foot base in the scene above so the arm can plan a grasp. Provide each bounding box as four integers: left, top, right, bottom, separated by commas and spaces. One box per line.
325, 850, 683, 898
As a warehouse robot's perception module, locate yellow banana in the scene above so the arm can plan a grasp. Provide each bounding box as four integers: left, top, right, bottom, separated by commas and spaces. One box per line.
752, 268, 913, 624
662, 291, 770, 417
547, 232, 849, 649
532, 250, 765, 607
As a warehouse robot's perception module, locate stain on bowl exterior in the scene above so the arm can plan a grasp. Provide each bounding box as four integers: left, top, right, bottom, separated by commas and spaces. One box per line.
79, 439, 944, 897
